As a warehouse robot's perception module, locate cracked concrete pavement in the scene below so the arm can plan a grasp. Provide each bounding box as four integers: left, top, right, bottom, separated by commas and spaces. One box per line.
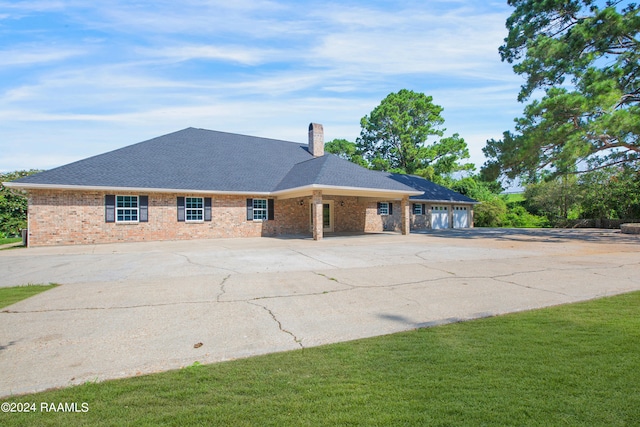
1, 228, 639, 397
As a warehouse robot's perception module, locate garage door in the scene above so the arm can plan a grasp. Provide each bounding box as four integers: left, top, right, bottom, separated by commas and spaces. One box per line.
453, 206, 469, 228
431, 206, 449, 229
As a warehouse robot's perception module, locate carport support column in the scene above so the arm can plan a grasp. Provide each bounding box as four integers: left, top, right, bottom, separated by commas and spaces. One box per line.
401, 196, 410, 235
312, 190, 323, 240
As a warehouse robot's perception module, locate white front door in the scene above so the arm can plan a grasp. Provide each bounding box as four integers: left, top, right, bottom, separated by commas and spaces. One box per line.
431, 206, 449, 229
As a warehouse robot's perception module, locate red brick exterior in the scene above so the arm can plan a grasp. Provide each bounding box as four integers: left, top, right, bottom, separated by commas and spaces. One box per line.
25, 190, 473, 246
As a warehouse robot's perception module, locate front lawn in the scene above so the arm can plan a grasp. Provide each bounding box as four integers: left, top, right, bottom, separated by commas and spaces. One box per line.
1, 291, 639, 426
0, 284, 59, 309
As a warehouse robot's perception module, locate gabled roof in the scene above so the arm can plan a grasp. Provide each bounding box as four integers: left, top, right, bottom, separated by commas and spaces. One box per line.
7, 127, 476, 203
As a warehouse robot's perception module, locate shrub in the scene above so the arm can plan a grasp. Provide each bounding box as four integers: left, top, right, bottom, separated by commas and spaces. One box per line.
474, 198, 507, 227
504, 205, 549, 228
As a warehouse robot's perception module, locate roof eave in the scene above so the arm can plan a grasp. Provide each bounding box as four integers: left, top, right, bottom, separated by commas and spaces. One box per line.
272, 184, 422, 199
5, 182, 478, 204
2, 182, 271, 196
410, 197, 480, 205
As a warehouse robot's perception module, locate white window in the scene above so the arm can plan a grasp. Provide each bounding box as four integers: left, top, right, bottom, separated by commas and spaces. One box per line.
413, 204, 423, 215
186, 197, 204, 222
378, 202, 389, 216
116, 195, 138, 222
253, 199, 268, 220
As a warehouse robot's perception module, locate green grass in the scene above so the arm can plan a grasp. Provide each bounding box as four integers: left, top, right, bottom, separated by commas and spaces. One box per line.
504, 192, 525, 203
0, 237, 22, 246
1, 292, 639, 426
0, 284, 59, 309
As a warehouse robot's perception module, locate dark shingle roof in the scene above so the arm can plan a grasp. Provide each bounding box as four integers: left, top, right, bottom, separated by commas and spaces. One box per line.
15, 128, 312, 192
390, 173, 478, 203
274, 154, 416, 192
11, 127, 476, 203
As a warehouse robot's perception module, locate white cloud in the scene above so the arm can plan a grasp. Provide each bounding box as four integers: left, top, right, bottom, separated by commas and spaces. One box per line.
307, 5, 509, 78
0, 1, 69, 13
0, 0, 524, 173
86, 0, 294, 38
139, 44, 280, 66
0, 48, 85, 67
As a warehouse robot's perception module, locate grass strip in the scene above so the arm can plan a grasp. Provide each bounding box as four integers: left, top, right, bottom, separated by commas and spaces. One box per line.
0, 284, 59, 309
1, 291, 638, 426
0, 237, 22, 246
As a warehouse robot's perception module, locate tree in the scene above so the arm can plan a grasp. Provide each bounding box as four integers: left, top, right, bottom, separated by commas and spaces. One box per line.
579, 166, 640, 218
0, 170, 40, 237
524, 174, 582, 223
357, 89, 473, 179
325, 139, 368, 167
483, 0, 640, 181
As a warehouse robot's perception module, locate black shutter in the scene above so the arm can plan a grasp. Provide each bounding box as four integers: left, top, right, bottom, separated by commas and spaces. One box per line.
139, 196, 148, 222
267, 199, 274, 220
422, 204, 426, 215
377, 202, 382, 215
204, 197, 212, 221
246, 199, 253, 221
177, 197, 185, 222
389, 203, 393, 215
105, 195, 115, 223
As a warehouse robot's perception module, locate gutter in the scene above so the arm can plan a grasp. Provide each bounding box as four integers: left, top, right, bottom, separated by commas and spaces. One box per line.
2, 182, 271, 196
2, 182, 422, 198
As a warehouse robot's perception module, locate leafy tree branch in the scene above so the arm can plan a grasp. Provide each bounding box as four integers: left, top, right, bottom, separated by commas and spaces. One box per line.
484, 0, 640, 181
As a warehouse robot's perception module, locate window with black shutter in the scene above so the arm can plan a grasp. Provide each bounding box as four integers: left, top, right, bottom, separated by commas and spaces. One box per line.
246, 198, 253, 220
377, 202, 390, 215
268, 199, 274, 221
105, 195, 115, 223
204, 198, 212, 222
247, 198, 272, 220
139, 196, 148, 222
177, 197, 185, 222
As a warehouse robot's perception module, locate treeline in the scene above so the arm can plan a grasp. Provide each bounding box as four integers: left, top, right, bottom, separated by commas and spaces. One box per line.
437, 166, 640, 228
523, 167, 640, 226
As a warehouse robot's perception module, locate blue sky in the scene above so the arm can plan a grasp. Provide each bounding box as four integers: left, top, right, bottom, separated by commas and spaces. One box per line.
0, 0, 524, 173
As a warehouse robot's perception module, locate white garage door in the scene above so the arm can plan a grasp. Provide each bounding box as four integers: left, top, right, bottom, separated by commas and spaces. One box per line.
431, 206, 449, 229
453, 206, 469, 228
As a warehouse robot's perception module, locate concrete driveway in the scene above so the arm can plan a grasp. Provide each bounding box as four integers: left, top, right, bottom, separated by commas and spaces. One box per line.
1, 229, 639, 397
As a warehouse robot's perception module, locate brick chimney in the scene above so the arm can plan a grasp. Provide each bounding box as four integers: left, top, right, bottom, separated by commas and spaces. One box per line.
308, 123, 324, 157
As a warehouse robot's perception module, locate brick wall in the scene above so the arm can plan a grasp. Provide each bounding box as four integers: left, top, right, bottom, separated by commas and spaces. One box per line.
27, 190, 314, 247
363, 201, 401, 232
324, 196, 366, 232
411, 211, 430, 230
26, 190, 464, 246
